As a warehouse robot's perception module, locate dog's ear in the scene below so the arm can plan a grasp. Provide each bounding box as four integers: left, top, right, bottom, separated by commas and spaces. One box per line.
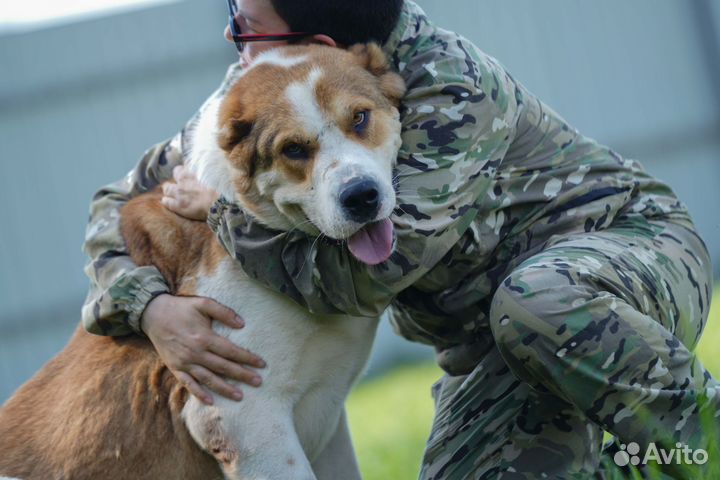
349, 43, 390, 76
218, 118, 258, 189
218, 118, 253, 152
349, 43, 406, 107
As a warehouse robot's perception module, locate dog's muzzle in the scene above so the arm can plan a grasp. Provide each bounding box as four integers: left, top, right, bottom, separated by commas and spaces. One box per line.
339, 177, 381, 224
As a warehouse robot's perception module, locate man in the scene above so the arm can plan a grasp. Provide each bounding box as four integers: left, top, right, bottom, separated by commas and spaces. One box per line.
83, 0, 717, 477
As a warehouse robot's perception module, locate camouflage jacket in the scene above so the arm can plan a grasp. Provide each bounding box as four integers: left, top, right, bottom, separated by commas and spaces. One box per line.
82, 1, 693, 347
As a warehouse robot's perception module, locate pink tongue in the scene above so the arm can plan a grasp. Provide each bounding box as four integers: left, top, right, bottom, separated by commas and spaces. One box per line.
347, 218, 394, 265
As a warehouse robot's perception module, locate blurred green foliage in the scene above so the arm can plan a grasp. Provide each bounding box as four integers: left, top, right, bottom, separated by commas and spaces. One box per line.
347, 362, 441, 480
696, 287, 720, 378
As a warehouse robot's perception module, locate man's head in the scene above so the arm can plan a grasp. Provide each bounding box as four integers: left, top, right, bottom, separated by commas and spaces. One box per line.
225, 0, 404, 67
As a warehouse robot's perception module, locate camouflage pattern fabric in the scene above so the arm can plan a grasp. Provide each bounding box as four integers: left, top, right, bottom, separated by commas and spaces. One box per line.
81, 0, 718, 477
419, 217, 716, 479
81, 136, 181, 334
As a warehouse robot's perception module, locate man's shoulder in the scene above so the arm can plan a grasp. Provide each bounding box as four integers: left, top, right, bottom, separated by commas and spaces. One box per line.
397, 33, 519, 129
390, 3, 505, 88
393, 21, 517, 117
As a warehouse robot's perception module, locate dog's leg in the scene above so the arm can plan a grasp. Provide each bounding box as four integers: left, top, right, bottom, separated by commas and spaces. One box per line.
183, 397, 317, 480
311, 408, 362, 480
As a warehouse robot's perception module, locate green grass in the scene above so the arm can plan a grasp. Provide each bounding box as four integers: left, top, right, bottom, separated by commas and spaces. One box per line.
347, 286, 720, 479
347, 362, 442, 480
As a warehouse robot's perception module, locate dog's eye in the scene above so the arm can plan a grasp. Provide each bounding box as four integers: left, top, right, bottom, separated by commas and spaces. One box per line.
282, 143, 309, 160
353, 110, 370, 134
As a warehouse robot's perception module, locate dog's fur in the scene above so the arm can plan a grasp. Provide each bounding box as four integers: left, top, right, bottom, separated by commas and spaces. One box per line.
0, 44, 405, 480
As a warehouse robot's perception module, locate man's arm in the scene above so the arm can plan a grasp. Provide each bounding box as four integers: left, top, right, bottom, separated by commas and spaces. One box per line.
81, 62, 244, 336
207, 56, 520, 318
81, 136, 182, 335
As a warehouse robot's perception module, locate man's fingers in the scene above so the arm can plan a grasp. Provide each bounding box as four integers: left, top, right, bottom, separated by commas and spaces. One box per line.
163, 181, 191, 200
208, 335, 266, 369
189, 365, 244, 401
201, 352, 262, 387
160, 196, 180, 212
173, 165, 187, 180
175, 370, 214, 405
162, 182, 177, 197
196, 298, 244, 328
174, 165, 197, 181
163, 182, 190, 201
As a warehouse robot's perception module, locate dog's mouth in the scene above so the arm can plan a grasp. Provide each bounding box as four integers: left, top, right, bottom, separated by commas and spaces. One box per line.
291, 205, 395, 266
347, 218, 394, 265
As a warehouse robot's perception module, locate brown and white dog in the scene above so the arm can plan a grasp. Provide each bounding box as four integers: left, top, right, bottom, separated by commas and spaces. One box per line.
0, 43, 405, 480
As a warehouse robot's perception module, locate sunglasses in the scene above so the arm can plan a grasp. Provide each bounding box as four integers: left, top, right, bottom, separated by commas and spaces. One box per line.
226, 0, 314, 53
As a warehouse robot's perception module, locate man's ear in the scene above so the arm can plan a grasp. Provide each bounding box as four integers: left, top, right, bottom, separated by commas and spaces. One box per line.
349, 43, 406, 106
308, 34, 337, 48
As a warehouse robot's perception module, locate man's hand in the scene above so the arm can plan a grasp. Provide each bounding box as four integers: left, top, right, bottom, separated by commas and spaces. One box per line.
161, 165, 219, 221
141, 294, 265, 405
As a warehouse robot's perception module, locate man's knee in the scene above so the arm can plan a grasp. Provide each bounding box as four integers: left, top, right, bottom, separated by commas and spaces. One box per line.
488, 262, 611, 395
489, 264, 593, 348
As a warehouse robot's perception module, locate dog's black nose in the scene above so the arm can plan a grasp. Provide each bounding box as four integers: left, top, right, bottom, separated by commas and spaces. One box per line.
340, 178, 380, 223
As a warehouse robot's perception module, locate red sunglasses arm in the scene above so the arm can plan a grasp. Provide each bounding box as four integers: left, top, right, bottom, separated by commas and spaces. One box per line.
232, 32, 313, 42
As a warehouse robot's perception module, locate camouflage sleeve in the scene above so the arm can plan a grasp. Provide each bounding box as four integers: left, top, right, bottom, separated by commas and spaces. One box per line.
81, 135, 183, 336
207, 58, 519, 318
80, 63, 244, 336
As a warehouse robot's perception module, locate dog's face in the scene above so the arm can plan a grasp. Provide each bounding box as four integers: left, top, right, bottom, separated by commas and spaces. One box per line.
215, 44, 405, 265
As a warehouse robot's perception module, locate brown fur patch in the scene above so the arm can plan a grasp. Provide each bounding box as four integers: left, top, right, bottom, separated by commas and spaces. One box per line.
0, 191, 226, 480
119, 187, 224, 290
348, 43, 406, 106
0, 327, 221, 480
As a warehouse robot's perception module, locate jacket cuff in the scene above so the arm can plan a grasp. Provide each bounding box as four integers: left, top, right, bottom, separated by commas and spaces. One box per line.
127, 273, 171, 334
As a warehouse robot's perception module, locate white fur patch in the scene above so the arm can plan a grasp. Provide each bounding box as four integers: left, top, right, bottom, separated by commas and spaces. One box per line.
185, 97, 237, 200
286, 67, 325, 135
181, 258, 377, 478
253, 49, 308, 69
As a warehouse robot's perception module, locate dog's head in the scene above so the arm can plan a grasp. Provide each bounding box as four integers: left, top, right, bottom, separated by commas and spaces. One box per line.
204, 43, 405, 265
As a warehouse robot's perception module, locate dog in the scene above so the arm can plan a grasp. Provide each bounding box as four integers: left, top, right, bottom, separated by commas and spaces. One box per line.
0, 43, 405, 480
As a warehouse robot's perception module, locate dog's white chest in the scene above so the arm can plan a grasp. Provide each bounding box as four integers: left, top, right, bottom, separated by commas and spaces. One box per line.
181, 258, 377, 479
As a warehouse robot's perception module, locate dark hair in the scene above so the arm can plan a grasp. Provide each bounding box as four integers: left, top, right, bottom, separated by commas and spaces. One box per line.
270, 0, 404, 47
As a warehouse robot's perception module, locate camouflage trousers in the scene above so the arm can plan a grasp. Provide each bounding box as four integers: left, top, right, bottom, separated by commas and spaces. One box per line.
419, 216, 717, 479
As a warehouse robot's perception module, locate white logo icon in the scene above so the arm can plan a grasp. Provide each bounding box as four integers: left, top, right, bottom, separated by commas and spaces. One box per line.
613, 442, 708, 467
613, 442, 641, 466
